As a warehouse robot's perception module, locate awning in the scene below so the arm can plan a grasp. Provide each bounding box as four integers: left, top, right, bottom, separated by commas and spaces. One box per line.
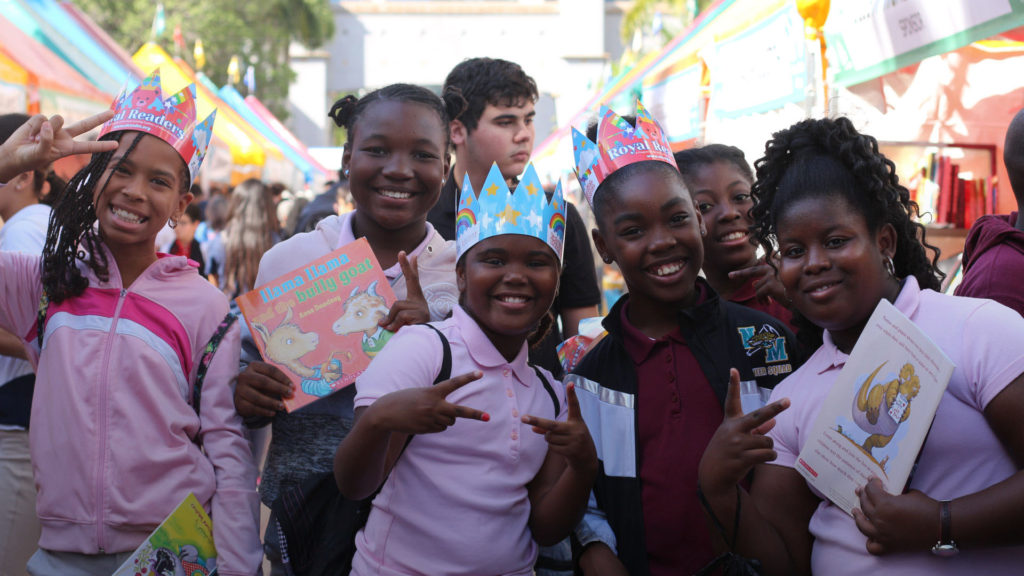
245, 94, 332, 176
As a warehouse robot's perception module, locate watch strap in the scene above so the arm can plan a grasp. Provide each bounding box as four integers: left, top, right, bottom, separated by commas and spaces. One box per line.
931, 499, 959, 556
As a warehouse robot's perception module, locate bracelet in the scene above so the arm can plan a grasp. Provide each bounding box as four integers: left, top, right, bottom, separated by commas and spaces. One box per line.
931, 499, 959, 557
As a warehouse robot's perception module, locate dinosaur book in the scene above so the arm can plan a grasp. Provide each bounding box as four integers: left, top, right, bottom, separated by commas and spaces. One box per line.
795, 299, 954, 516
236, 237, 397, 412
113, 493, 217, 576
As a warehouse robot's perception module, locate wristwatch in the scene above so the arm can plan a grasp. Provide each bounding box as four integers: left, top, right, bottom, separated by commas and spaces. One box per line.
931, 500, 959, 556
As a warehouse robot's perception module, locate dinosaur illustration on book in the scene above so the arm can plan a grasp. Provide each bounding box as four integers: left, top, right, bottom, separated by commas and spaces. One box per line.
851, 361, 921, 457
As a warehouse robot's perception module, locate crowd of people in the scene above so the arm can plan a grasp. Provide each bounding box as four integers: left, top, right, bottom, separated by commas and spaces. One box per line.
0, 54, 1021, 576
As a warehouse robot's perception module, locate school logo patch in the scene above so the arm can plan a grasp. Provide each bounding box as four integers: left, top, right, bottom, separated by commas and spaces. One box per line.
738, 324, 789, 364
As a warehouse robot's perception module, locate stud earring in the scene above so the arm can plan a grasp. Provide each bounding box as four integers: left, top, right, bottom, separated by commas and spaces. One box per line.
343, 169, 350, 178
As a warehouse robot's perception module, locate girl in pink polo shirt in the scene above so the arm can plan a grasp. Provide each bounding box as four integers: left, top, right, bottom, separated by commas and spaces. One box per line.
697, 117, 1024, 575
334, 163, 598, 576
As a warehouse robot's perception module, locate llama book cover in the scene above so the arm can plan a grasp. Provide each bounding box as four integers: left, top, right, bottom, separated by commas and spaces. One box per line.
112, 493, 217, 576
795, 299, 954, 516
236, 237, 397, 412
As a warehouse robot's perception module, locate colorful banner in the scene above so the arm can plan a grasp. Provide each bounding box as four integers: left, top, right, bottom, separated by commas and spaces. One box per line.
826, 0, 1024, 86
704, 4, 808, 119
640, 64, 702, 142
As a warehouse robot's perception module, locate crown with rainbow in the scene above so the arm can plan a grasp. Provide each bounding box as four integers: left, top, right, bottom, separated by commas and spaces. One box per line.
99, 69, 216, 185
572, 100, 676, 207
456, 163, 567, 262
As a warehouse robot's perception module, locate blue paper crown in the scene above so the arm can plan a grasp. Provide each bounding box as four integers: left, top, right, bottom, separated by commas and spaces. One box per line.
456, 163, 567, 262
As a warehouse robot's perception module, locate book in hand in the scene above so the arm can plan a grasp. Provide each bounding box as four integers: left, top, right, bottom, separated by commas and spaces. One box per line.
236, 237, 397, 412
795, 298, 955, 516
113, 493, 217, 576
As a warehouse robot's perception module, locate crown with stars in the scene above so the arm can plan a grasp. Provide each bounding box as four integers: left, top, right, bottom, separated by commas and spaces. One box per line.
456, 162, 567, 262
572, 99, 676, 208
99, 69, 216, 185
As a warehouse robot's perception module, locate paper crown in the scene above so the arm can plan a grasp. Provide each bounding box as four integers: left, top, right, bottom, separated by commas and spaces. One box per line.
572, 100, 676, 207
99, 69, 216, 185
456, 163, 567, 262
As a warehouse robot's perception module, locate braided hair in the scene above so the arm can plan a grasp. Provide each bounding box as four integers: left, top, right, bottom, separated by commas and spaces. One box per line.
41, 131, 189, 303
750, 117, 943, 347
328, 84, 467, 151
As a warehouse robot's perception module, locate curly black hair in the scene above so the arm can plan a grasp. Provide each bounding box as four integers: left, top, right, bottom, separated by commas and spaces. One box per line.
443, 58, 538, 134
328, 83, 466, 151
674, 143, 755, 188
750, 117, 944, 347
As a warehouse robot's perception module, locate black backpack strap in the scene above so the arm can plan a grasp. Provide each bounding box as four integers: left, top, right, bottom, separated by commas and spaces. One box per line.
422, 323, 452, 384
531, 365, 560, 417
192, 312, 238, 419
36, 290, 49, 349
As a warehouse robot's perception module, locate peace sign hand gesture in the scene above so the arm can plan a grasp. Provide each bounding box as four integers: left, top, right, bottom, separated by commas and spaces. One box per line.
0, 111, 118, 182
523, 382, 598, 474
371, 370, 489, 434
380, 250, 431, 332
698, 368, 791, 497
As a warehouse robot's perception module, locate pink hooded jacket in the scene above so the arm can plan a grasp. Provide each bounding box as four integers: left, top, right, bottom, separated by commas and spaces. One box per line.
0, 246, 261, 575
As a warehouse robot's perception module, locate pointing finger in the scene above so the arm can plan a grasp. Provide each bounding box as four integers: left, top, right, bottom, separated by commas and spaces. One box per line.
399, 251, 424, 301
723, 368, 744, 419
435, 370, 483, 397
566, 381, 582, 421
64, 109, 113, 137
744, 398, 790, 431
522, 414, 560, 433
450, 403, 490, 422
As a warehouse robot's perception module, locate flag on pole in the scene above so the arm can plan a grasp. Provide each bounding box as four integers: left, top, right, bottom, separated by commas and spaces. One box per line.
194, 39, 206, 70
244, 65, 256, 94
227, 55, 241, 85
150, 2, 165, 40
173, 24, 184, 53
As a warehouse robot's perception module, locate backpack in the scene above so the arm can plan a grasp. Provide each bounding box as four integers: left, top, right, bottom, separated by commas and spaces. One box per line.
273, 324, 560, 576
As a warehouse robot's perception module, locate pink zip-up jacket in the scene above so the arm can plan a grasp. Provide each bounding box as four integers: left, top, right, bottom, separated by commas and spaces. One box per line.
0, 246, 261, 575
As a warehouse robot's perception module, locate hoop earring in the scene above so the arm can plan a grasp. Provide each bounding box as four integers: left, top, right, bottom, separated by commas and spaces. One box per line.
884, 255, 895, 277
168, 218, 178, 229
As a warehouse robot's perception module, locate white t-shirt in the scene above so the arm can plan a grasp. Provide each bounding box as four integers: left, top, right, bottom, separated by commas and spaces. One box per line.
0, 203, 50, 429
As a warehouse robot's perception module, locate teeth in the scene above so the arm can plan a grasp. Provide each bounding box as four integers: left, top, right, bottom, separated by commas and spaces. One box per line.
811, 283, 835, 293
380, 189, 413, 199
653, 262, 683, 277
722, 231, 746, 241
498, 296, 527, 304
112, 207, 143, 224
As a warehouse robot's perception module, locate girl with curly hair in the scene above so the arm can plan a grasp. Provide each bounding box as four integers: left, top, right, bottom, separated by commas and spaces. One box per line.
697, 117, 1024, 575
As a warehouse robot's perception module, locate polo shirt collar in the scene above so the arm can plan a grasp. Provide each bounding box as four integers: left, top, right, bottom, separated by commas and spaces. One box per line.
817, 275, 922, 373
333, 210, 438, 281
452, 305, 534, 386
619, 300, 688, 365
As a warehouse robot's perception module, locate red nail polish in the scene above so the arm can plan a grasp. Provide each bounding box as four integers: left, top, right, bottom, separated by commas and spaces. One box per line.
481, 413, 490, 422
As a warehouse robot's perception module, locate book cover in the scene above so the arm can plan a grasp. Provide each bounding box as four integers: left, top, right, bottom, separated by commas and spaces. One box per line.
795, 299, 955, 516
113, 493, 217, 576
236, 237, 397, 412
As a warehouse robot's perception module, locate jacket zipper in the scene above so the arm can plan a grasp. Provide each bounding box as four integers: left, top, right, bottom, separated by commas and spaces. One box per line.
95, 287, 128, 553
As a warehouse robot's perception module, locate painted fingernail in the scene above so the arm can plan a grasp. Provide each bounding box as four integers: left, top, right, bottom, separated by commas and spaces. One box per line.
481, 413, 490, 422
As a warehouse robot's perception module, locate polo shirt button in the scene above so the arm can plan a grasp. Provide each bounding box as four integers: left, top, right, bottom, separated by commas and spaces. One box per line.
512, 409, 519, 418
506, 389, 514, 398
664, 355, 672, 364
511, 432, 518, 440
503, 369, 511, 377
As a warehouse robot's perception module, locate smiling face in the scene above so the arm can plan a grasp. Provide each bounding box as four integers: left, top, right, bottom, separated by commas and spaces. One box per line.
454, 101, 535, 181
592, 165, 705, 317
775, 193, 898, 352
93, 132, 191, 255
342, 99, 449, 233
690, 160, 758, 275
457, 234, 560, 355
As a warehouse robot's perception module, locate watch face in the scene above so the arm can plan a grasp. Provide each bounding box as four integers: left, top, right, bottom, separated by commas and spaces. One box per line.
931, 543, 959, 557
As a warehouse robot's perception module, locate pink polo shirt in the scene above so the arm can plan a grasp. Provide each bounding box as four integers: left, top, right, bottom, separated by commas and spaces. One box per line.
767, 276, 1024, 575
353, 306, 567, 576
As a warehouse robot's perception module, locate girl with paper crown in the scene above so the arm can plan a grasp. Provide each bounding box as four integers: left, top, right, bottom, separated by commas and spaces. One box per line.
334, 162, 597, 576
0, 70, 262, 575
568, 102, 800, 575
697, 116, 1024, 575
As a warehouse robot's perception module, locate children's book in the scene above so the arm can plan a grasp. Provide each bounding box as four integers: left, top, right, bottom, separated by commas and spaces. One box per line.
236, 237, 397, 412
795, 299, 954, 516
113, 493, 218, 576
